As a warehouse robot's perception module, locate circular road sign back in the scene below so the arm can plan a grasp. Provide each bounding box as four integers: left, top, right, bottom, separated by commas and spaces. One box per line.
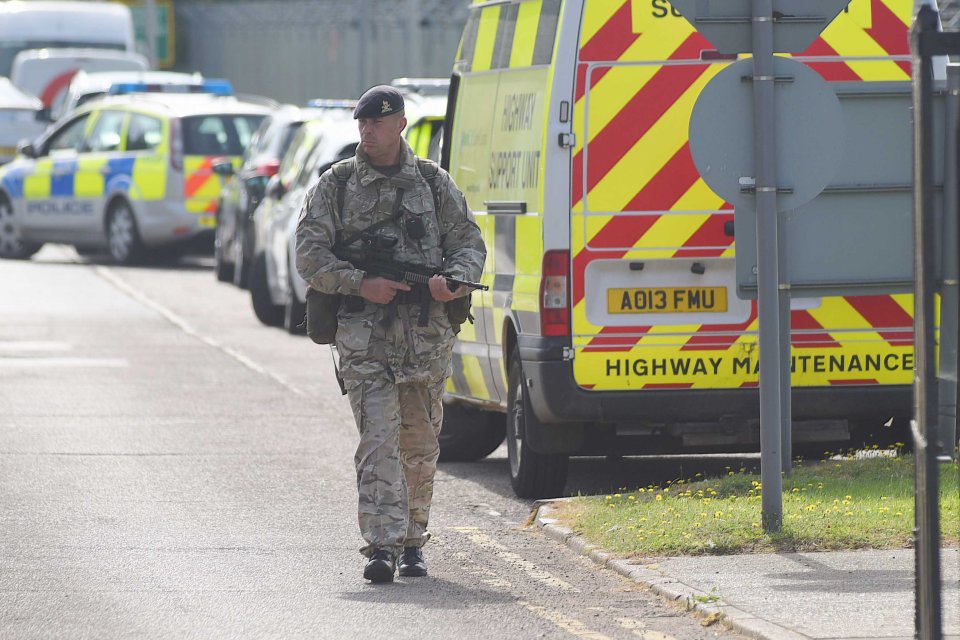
689, 56, 843, 213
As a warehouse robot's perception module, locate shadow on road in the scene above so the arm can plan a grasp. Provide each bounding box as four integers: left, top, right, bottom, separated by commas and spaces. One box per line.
338, 576, 514, 607
440, 451, 762, 502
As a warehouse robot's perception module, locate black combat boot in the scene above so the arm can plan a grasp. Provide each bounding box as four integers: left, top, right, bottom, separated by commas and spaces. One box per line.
363, 548, 396, 583
398, 546, 427, 577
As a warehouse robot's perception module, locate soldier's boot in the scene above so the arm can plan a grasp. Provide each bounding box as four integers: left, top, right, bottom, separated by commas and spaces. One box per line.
398, 546, 427, 577
363, 549, 397, 583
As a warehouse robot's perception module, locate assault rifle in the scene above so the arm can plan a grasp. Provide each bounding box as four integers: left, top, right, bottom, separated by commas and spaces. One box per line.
333, 245, 488, 326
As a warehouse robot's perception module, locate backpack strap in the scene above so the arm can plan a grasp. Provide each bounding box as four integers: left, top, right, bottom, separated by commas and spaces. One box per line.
331, 157, 355, 218
330, 157, 408, 249
417, 157, 442, 213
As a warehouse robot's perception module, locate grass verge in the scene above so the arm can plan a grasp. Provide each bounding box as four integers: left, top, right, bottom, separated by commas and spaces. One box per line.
552, 450, 960, 556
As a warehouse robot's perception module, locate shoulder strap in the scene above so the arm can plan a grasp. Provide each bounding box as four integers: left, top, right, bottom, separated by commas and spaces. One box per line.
331, 157, 355, 217
417, 157, 442, 213
331, 157, 406, 249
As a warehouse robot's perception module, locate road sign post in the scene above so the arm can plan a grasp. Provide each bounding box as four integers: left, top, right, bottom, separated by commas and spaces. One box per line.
910, 5, 960, 638
676, 0, 847, 533
750, 0, 785, 532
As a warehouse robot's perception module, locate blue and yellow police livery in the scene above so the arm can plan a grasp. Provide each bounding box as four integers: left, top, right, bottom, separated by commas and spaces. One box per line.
0, 92, 270, 263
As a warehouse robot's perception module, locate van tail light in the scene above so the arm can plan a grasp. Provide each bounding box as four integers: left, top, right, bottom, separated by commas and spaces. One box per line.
169, 118, 183, 171
256, 159, 281, 178
540, 250, 570, 337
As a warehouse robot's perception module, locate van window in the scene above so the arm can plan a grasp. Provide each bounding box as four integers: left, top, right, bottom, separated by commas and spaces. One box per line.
0, 41, 126, 77
88, 111, 126, 153
126, 114, 162, 152
181, 114, 264, 156
46, 114, 91, 154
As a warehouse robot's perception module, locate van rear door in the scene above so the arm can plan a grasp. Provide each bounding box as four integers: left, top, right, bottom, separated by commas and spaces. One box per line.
570, 3, 746, 392
569, 0, 917, 393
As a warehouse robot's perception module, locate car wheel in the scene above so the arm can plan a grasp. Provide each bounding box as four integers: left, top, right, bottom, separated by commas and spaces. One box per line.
107, 200, 143, 265
214, 213, 235, 282
506, 349, 568, 499
0, 196, 42, 260
250, 252, 284, 327
438, 403, 507, 462
284, 270, 307, 335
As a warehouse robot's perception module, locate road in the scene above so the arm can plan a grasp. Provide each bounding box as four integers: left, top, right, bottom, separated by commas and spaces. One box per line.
0, 246, 752, 640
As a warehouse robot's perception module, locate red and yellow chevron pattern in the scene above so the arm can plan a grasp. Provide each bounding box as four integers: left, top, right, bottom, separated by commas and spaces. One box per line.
571, 0, 915, 391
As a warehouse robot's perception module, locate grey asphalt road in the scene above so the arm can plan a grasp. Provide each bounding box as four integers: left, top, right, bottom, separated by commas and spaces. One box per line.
0, 246, 750, 640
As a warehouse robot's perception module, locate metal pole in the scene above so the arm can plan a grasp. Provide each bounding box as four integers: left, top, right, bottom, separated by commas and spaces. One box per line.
910, 5, 943, 639
779, 241, 792, 474
940, 63, 960, 457
753, 0, 783, 532
144, 0, 159, 69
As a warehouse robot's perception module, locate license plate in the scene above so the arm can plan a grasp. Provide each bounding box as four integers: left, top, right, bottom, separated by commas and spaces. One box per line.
607, 287, 728, 314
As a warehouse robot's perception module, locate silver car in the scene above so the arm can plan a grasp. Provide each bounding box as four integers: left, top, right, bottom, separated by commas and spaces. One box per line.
248, 112, 358, 331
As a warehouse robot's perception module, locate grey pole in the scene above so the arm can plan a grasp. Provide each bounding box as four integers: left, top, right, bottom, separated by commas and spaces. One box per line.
752, 0, 783, 532
940, 63, 959, 456
144, 0, 159, 69
910, 5, 944, 638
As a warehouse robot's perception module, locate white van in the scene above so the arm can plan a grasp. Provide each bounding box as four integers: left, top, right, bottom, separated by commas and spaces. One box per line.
0, 1, 135, 77
10, 48, 149, 116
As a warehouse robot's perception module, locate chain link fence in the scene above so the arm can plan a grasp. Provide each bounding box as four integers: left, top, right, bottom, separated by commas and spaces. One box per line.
171, 0, 960, 106
172, 0, 469, 105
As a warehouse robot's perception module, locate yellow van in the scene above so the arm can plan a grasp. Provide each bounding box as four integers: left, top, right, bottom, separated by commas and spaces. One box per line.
442, 0, 919, 497
0, 92, 269, 262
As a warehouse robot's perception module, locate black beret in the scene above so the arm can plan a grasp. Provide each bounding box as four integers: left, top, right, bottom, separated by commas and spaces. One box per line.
353, 85, 405, 119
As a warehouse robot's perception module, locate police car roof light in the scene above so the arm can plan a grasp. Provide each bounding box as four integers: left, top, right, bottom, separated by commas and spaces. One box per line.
107, 78, 234, 97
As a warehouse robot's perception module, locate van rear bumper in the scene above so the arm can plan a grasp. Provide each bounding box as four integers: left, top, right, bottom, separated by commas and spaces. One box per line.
518, 336, 912, 425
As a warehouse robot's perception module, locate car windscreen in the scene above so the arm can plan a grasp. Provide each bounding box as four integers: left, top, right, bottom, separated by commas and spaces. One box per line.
181, 114, 265, 156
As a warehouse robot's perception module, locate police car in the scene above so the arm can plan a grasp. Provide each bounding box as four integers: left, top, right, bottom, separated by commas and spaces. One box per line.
55, 71, 227, 120
0, 92, 270, 262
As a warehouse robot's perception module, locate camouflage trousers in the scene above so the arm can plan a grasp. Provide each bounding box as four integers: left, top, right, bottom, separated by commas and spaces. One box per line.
345, 374, 444, 558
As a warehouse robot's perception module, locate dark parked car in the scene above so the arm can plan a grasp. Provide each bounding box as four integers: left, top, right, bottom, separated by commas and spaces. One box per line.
213, 103, 352, 287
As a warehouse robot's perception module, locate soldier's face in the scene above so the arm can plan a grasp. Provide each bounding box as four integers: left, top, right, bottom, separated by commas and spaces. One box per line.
358, 113, 407, 164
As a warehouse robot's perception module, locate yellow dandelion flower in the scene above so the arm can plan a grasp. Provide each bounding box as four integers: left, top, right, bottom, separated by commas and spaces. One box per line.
655, 494, 663, 502
845, 495, 852, 501
629, 495, 636, 501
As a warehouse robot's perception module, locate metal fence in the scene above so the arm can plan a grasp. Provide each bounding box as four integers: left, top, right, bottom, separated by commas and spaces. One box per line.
172, 0, 470, 105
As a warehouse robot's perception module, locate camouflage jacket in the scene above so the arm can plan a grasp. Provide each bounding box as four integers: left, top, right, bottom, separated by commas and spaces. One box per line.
295, 138, 486, 384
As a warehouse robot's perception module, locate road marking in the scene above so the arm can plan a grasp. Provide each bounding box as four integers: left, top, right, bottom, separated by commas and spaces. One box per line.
451, 548, 514, 588
453, 526, 577, 592
615, 618, 680, 640
94, 266, 307, 397
520, 601, 611, 639
0, 357, 127, 368
0, 341, 72, 353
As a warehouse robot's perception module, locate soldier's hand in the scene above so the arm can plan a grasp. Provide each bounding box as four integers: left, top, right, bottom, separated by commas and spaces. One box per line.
359, 277, 410, 304
429, 275, 459, 302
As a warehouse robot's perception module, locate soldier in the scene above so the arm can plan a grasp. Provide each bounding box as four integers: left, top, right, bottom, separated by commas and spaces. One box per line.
295, 85, 486, 583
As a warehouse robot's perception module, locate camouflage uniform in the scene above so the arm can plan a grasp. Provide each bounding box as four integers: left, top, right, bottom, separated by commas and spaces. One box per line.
296, 138, 486, 558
